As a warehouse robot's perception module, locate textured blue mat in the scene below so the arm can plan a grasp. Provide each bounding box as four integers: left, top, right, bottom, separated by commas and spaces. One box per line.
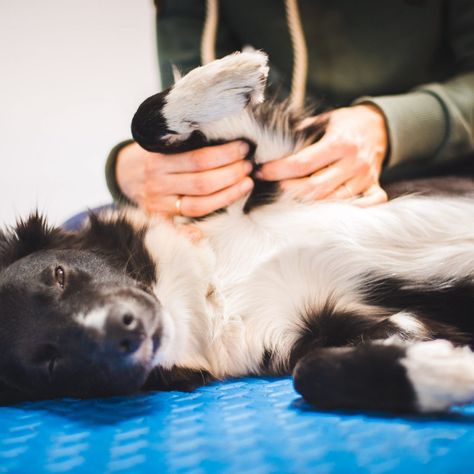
1, 378, 474, 474
2, 209, 473, 473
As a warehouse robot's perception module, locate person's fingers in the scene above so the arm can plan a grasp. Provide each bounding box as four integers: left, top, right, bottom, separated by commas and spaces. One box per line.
256, 137, 357, 181
157, 141, 250, 174
153, 159, 253, 196
351, 184, 388, 207
323, 172, 375, 200
144, 177, 254, 217
280, 155, 358, 200
182, 177, 254, 216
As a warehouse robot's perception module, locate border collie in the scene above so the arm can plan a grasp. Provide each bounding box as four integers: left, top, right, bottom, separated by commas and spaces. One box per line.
1, 51, 474, 413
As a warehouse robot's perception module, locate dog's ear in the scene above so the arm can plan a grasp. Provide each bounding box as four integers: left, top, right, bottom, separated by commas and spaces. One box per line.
80, 213, 156, 285
0, 212, 73, 270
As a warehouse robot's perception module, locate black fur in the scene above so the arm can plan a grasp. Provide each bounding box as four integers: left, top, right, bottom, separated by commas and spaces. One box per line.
360, 274, 474, 346
293, 344, 417, 413
289, 303, 399, 369
142, 366, 213, 392
0, 213, 75, 270
0, 213, 161, 404
82, 213, 157, 287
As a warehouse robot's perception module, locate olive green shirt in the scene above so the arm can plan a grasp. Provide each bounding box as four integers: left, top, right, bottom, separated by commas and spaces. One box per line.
156, 0, 474, 169
106, 0, 474, 202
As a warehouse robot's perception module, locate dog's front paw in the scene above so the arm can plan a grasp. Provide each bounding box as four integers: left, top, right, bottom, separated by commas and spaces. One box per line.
401, 340, 474, 412
163, 51, 269, 135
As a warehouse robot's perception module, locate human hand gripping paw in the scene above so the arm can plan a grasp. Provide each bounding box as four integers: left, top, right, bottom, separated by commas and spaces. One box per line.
116, 140, 254, 218
256, 104, 389, 207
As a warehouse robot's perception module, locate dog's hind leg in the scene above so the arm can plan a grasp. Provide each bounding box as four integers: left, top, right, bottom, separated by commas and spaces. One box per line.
293, 339, 474, 413
132, 51, 269, 153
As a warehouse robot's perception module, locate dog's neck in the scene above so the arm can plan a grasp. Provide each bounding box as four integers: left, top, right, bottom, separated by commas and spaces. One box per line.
139, 218, 222, 371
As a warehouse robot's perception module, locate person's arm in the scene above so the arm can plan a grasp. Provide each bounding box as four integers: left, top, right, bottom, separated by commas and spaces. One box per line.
355, 0, 474, 168
356, 74, 474, 169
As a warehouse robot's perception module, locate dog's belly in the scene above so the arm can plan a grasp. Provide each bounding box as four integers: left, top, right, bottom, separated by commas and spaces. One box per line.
193, 194, 474, 376
201, 195, 474, 289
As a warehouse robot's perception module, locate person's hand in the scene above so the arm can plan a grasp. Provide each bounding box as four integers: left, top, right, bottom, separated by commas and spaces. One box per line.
256, 104, 389, 207
116, 141, 254, 217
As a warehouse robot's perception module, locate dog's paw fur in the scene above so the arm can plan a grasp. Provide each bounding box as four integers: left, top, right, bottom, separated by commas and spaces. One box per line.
163, 51, 269, 135
401, 340, 474, 412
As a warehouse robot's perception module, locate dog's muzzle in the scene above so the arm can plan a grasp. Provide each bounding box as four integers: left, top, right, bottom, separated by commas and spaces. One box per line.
80, 288, 162, 365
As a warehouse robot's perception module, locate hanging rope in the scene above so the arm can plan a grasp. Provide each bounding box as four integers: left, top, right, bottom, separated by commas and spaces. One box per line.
201, 0, 219, 65
284, 0, 308, 109
201, 0, 308, 108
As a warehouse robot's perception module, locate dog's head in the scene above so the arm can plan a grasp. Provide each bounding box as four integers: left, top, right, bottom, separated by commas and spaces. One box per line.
0, 213, 161, 403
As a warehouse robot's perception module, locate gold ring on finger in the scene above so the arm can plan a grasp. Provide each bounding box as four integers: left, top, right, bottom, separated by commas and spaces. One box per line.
175, 195, 183, 216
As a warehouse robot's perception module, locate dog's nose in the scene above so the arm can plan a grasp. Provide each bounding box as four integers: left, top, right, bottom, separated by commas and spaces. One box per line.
105, 308, 145, 356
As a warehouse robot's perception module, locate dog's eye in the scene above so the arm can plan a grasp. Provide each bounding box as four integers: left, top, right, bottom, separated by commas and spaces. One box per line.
54, 266, 65, 289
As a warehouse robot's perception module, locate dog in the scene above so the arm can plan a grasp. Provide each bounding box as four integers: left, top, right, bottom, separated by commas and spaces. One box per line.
1, 51, 474, 413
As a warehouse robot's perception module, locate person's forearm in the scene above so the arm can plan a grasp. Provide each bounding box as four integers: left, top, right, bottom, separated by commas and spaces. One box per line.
355, 71, 474, 168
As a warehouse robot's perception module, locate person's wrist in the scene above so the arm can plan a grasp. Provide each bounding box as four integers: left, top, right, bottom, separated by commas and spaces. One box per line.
353, 103, 389, 168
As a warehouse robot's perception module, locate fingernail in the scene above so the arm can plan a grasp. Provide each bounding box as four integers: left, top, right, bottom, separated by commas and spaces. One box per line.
241, 178, 254, 193
255, 170, 263, 179
244, 161, 253, 174
239, 141, 250, 156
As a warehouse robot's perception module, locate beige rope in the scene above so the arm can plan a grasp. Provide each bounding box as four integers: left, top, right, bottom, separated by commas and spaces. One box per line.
284, 0, 308, 110
201, 0, 308, 108
201, 0, 219, 65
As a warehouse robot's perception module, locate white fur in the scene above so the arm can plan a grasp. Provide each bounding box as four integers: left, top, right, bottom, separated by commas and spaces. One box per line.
125, 194, 474, 383
76, 307, 108, 333
163, 51, 269, 136
390, 312, 427, 339
202, 110, 298, 164
401, 340, 474, 412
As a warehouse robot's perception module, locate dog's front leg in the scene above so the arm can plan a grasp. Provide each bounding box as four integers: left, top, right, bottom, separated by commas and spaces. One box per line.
131, 51, 269, 154
293, 339, 474, 414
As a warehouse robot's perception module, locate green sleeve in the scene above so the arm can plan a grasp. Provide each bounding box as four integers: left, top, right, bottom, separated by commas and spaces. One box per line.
104, 139, 135, 205
355, 0, 474, 168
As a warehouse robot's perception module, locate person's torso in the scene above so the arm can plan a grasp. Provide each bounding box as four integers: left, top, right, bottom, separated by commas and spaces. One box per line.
220, 0, 451, 106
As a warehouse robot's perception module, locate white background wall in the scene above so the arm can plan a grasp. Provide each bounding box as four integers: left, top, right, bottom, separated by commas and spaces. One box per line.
0, 0, 159, 227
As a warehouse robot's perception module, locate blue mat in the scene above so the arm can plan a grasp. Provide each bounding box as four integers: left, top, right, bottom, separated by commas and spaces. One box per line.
1, 378, 474, 474
1, 208, 473, 473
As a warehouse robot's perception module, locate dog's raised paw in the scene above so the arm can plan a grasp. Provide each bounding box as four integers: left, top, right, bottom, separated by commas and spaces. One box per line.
401, 340, 474, 412
163, 51, 269, 134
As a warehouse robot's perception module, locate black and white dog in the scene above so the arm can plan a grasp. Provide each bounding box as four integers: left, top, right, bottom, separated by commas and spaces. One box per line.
1, 51, 474, 413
